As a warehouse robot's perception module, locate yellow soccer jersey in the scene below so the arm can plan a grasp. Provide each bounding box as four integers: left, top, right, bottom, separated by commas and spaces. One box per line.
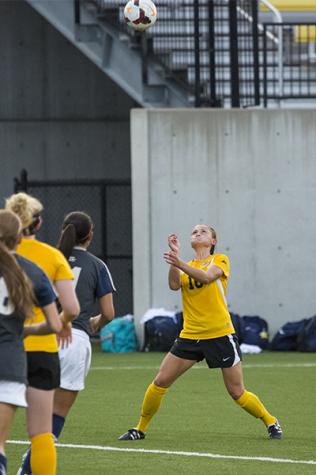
180, 253, 234, 340
17, 238, 74, 352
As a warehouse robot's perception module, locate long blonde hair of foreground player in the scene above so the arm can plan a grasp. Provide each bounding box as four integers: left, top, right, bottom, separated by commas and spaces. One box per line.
6, 193, 80, 475
119, 224, 283, 441
0, 210, 61, 475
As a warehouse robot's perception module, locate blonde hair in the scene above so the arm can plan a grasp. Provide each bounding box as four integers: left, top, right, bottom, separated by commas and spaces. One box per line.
0, 210, 35, 320
5, 192, 43, 232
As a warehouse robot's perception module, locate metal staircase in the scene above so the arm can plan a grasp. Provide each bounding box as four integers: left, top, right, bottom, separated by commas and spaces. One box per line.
25, 0, 190, 107
24, 0, 316, 108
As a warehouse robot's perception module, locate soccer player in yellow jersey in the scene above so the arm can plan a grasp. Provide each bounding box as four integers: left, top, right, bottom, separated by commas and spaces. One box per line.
5, 193, 80, 475
119, 224, 282, 441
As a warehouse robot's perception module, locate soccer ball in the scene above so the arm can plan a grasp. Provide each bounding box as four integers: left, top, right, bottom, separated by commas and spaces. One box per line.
124, 0, 157, 32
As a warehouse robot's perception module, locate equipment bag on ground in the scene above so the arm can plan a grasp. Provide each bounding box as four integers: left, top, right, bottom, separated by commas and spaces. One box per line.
100, 315, 138, 353
143, 312, 183, 352
229, 313, 245, 343
297, 316, 316, 352
242, 315, 269, 349
270, 319, 308, 351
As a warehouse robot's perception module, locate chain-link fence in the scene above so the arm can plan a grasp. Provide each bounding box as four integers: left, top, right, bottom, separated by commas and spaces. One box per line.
14, 171, 132, 317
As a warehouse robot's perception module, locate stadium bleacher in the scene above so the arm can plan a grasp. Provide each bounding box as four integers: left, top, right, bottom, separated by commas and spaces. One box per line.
261, 0, 316, 11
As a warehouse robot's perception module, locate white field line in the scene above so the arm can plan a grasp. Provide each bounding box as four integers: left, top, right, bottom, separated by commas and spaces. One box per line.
90, 362, 316, 371
7, 440, 316, 466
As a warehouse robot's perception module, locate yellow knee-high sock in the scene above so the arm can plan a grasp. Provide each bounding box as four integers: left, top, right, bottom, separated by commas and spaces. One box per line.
31, 433, 56, 475
235, 390, 276, 427
136, 382, 168, 433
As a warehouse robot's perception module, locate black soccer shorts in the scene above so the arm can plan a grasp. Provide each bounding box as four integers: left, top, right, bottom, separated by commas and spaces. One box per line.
27, 351, 60, 390
170, 334, 242, 368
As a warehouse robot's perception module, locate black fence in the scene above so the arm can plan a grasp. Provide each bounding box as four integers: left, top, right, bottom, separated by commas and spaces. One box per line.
207, 0, 260, 107
80, 0, 260, 108
14, 170, 133, 317
262, 23, 316, 106
77, 1, 316, 107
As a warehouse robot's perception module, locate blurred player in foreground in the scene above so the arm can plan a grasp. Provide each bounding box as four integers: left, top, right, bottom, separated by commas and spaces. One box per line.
5, 193, 80, 475
0, 210, 61, 475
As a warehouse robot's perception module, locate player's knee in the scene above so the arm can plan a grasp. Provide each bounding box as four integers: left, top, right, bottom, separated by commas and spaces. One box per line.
226, 385, 244, 400
153, 374, 171, 388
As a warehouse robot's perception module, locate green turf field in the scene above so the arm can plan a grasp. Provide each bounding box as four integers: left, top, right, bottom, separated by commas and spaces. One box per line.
6, 346, 316, 474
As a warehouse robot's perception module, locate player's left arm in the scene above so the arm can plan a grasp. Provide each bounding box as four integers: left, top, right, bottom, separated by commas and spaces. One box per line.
90, 293, 115, 334
89, 263, 115, 334
177, 260, 223, 284
164, 252, 228, 284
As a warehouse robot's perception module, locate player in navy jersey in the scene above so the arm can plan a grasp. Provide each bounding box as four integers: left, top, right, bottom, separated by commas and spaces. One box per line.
51, 211, 115, 443
0, 210, 61, 475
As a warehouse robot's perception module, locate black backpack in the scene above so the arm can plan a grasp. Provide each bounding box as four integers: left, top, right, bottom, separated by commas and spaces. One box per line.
297, 316, 316, 352
242, 315, 269, 349
143, 313, 183, 352
230, 313, 245, 344
270, 319, 308, 351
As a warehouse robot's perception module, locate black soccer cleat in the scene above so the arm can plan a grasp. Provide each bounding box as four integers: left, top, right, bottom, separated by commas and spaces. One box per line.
267, 420, 283, 439
118, 428, 145, 441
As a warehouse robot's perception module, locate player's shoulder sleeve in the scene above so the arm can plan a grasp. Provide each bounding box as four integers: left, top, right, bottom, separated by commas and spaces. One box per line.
16, 255, 56, 307
95, 257, 116, 298
213, 254, 230, 278
34, 269, 57, 307
52, 248, 74, 281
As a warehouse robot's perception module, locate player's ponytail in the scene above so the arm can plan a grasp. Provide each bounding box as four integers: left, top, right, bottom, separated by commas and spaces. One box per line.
58, 211, 93, 260
0, 210, 35, 320
57, 223, 77, 260
209, 226, 217, 255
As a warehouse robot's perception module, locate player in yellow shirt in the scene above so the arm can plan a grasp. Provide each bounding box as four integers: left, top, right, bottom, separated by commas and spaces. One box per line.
119, 224, 282, 441
5, 193, 80, 475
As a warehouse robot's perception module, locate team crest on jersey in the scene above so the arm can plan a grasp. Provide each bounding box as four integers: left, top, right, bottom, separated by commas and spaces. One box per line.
69, 256, 76, 262
201, 260, 210, 267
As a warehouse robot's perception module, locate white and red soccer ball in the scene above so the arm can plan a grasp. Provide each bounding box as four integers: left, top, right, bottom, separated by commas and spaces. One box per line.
124, 0, 157, 32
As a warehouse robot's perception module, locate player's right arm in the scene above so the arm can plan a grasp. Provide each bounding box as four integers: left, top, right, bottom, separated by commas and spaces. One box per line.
168, 266, 181, 291
24, 266, 62, 336
55, 279, 80, 323
24, 302, 62, 336
166, 233, 181, 291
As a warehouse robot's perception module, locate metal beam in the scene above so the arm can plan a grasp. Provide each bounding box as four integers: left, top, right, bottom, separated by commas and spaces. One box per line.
24, 0, 190, 108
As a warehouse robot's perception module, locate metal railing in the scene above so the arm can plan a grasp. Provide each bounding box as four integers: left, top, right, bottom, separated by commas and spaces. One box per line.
77, 1, 316, 107
259, 0, 284, 101
80, 0, 260, 108
262, 23, 316, 106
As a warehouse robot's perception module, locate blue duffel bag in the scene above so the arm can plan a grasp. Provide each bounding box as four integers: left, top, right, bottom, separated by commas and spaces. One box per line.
297, 316, 316, 352
100, 315, 138, 353
143, 313, 183, 352
270, 319, 308, 351
242, 315, 269, 349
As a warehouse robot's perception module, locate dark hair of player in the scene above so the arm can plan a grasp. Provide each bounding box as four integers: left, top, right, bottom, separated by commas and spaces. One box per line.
208, 226, 217, 255
57, 211, 93, 260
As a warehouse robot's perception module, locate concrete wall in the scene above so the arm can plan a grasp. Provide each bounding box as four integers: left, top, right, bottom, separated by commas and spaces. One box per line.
132, 109, 316, 341
0, 0, 137, 201
0, 1, 137, 316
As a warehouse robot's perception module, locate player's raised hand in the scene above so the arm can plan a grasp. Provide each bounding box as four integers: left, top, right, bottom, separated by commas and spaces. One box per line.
168, 234, 180, 253
164, 250, 181, 268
